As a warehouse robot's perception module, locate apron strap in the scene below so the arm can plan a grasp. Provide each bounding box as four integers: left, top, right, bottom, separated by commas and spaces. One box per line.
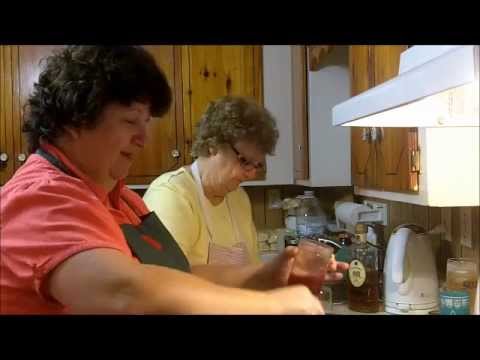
36, 148, 76, 177
191, 160, 250, 264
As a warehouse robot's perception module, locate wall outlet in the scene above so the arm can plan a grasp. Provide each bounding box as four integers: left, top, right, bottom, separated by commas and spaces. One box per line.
267, 189, 282, 209
441, 208, 453, 242
459, 207, 473, 248
362, 200, 388, 226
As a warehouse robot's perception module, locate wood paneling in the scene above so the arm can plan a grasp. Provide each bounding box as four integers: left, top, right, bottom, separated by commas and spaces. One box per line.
359, 194, 479, 282
372, 46, 406, 86
245, 187, 266, 230
349, 46, 371, 96
291, 46, 309, 180
245, 185, 354, 230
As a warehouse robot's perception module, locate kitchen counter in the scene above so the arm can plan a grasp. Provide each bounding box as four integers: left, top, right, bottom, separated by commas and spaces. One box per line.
323, 302, 389, 315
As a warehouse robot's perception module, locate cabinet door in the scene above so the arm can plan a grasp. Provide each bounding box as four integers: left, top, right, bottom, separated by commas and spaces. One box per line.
349, 46, 376, 188
373, 45, 419, 192
181, 46, 263, 165
17, 46, 64, 170
0, 46, 18, 185
127, 46, 184, 184
13, 46, 182, 185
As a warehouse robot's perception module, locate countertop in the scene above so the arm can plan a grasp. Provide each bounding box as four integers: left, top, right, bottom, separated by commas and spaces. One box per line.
323, 302, 389, 315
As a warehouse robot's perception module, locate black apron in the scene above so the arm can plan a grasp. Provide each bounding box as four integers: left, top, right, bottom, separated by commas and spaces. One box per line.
36, 148, 191, 273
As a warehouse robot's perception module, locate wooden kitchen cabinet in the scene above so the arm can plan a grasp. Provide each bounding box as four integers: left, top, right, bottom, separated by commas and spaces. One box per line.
180, 45, 263, 165
126, 46, 185, 185
349, 45, 419, 193
349, 46, 376, 188
0, 45, 183, 186
0, 46, 17, 185
1, 45, 63, 185
0, 45, 264, 186
1, 45, 16, 185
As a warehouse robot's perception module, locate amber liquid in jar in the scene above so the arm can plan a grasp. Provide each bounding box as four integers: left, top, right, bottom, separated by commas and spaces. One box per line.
347, 270, 380, 313
346, 224, 380, 313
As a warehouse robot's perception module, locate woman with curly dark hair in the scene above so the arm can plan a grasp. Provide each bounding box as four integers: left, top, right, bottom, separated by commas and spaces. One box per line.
0, 46, 346, 315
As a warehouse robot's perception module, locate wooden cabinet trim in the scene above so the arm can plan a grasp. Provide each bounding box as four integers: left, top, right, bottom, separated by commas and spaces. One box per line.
291, 45, 309, 180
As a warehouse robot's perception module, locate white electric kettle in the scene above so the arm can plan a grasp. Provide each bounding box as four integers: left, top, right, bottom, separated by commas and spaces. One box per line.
384, 224, 439, 315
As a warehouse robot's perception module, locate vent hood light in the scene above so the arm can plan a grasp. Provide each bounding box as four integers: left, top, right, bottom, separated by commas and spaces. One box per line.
333, 45, 479, 127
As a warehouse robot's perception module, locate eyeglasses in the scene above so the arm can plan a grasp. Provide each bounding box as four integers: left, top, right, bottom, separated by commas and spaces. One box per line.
229, 144, 265, 172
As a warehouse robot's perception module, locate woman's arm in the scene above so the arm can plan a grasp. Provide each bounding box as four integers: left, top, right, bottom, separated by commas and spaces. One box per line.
192, 247, 349, 290
48, 248, 324, 314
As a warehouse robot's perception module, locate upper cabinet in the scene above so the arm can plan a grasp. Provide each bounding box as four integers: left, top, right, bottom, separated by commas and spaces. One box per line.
354, 45, 479, 207
245, 45, 352, 187
127, 46, 184, 185
1, 45, 63, 185
349, 45, 419, 193
1, 46, 16, 185
180, 46, 263, 165
0, 45, 264, 186
350, 46, 376, 188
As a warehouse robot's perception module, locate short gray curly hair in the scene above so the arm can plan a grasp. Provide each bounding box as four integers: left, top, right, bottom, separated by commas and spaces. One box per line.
191, 96, 279, 158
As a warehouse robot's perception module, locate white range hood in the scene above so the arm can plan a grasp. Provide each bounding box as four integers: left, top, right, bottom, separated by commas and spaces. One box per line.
332, 45, 479, 127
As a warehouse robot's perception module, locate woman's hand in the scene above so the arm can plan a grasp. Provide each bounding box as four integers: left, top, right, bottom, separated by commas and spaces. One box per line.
324, 255, 350, 284
262, 246, 349, 288
266, 285, 325, 315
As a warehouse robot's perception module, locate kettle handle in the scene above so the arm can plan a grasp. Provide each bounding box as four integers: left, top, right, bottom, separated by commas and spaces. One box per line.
390, 227, 414, 284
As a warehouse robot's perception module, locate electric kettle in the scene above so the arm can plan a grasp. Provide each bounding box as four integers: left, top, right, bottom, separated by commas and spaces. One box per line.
384, 224, 439, 314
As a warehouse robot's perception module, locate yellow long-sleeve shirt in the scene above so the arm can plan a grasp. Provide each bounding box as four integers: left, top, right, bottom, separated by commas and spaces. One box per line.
143, 167, 259, 266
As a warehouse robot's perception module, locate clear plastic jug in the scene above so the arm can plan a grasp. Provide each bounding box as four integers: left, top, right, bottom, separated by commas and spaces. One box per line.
295, 190, 327, 239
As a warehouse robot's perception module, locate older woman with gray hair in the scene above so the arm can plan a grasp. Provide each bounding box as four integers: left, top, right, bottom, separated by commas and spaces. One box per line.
144, 96, 278, 266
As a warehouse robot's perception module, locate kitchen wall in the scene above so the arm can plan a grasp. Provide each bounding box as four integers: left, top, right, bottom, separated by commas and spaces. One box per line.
245, 185, 353, 229
138, 182, 478, 283
355, 196, 479, 283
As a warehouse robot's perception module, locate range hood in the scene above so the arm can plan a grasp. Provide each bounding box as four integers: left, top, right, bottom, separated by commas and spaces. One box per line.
332, 45, 479, 127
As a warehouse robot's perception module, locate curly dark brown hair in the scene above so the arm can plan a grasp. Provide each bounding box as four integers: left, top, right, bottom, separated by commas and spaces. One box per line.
191, 96, 279, 158
22, 46, 172, 153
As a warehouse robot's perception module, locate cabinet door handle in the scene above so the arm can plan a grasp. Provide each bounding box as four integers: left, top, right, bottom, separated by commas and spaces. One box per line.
171, 149, 180, 159
370, 127, 383, 142
362, 128, 371, 142
17, 153, 27, 163
0, 152, 9, 163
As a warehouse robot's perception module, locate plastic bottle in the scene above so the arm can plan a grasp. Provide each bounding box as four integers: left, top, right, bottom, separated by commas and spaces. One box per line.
295, 190, 327, 239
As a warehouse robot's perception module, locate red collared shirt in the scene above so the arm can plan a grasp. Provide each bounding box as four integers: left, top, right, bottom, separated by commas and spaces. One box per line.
0, 143, 149, 314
